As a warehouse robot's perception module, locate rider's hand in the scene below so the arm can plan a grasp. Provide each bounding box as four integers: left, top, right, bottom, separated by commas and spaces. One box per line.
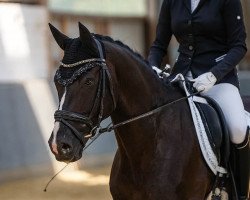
191, 72, 217, 93
152, 65, 170, 78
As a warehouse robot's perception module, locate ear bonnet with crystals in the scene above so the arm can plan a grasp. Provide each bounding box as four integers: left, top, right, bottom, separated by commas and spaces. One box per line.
49, 23, 105, 87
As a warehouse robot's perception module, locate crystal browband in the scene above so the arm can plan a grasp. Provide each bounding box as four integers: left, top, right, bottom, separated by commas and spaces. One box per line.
55, 62, 105, 86
60, 58, 105, 68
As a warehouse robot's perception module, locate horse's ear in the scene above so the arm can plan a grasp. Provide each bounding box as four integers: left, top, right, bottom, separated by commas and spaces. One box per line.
78, 22, 97, 53
49, 23, 69, 50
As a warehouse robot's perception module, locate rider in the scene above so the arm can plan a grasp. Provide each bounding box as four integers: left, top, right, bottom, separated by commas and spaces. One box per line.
148, 0, 249, 199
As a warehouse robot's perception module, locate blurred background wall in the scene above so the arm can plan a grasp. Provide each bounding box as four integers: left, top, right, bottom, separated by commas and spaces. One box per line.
0, 0, 249, 193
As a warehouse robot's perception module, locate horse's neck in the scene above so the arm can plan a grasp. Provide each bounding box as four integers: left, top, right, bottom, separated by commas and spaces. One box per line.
106, 43, 167, 117
105, 42, 180, 167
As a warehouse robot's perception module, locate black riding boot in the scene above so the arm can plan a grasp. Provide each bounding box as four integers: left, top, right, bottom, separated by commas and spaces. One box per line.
234, 129, 250, 200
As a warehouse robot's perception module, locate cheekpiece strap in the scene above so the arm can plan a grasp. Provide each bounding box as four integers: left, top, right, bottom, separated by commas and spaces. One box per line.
94, 38, 105, 60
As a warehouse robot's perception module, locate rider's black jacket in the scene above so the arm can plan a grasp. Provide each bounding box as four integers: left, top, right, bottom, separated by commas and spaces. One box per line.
148, 0, 247, 88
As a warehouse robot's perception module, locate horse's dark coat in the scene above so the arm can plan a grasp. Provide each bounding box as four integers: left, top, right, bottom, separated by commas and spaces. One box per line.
48, 23, 250, 200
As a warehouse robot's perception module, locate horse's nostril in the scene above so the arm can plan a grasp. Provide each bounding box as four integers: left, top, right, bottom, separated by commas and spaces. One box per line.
61, 143, 72, 154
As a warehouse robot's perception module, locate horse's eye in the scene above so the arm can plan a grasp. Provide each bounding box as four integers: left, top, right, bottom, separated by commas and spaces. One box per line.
85, 78, 94, 86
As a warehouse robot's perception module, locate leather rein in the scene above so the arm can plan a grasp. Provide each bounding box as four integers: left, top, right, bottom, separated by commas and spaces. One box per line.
54, 38, 199, 149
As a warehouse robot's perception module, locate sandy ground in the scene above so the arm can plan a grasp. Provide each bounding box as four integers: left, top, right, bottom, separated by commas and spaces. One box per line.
0, 166, 113, 200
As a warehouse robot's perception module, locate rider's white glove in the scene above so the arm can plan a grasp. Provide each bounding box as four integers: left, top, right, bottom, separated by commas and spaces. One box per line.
152, 65, 170, 78
152, 66, 162, 75
191, 72, 217, 93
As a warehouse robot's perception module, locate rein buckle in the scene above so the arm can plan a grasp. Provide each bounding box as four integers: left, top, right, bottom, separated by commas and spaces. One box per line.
85, 126, 98, 139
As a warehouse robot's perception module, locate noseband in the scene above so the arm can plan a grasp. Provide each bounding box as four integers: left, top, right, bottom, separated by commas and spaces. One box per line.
54, 38, 116, 145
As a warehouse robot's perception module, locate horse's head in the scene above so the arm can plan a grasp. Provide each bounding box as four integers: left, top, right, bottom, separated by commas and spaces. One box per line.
48, 23, 116, 163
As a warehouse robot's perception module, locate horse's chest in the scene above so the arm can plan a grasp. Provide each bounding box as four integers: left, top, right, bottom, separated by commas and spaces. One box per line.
110, 166, 179, 199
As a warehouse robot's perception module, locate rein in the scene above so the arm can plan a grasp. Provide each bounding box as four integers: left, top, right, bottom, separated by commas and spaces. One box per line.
98, 90, 201, 134
45, 38, 200, 192
53, 37, 200, 150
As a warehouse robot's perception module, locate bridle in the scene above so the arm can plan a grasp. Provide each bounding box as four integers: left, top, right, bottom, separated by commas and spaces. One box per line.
54, 37, 200, 148
54, 38, 116, 145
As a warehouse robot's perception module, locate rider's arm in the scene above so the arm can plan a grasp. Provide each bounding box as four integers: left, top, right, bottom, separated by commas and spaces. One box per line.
148, 0, 172, 68
210, 0, 247, 82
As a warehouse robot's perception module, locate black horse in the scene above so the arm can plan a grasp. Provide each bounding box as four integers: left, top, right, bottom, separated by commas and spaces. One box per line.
48, 23, 250, 200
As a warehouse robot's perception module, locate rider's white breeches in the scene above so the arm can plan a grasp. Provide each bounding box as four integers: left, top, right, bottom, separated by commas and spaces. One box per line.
201, 83, 247, 144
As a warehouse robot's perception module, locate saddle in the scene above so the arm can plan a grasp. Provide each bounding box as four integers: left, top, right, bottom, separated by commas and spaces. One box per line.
171, 73, 250, 199
171, 74, 229, 175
